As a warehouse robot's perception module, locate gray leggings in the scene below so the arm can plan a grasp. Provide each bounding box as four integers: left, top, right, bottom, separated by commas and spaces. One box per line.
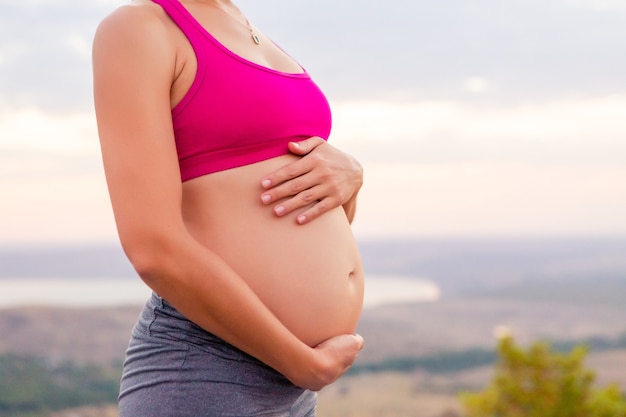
119, 293, 317, 417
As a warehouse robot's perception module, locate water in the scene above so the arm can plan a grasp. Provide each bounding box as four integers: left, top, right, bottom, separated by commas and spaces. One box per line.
0, 277, 150, 308
0, 276, 439, 309
362, 276, 440, 307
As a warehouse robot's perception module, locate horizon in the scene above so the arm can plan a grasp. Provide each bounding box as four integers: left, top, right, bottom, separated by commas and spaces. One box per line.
3, 233, 626, 250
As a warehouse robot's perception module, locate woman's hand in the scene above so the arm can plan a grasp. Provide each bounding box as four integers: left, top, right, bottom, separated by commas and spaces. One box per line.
288, 333, 365, 391
260, 137, 363, 224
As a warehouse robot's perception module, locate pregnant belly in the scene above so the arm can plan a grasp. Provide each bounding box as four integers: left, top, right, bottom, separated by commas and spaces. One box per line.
181, 155, 364, 347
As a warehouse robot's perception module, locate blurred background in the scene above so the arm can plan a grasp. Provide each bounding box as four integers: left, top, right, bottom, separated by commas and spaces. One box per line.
1, 0, 625, 416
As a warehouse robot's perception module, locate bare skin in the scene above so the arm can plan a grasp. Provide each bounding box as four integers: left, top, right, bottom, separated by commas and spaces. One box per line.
182, 152, 364, 347
261, 137, 363, 225
93, 0, 364, 391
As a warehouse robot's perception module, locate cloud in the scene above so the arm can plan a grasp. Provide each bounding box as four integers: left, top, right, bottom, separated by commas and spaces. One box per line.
2, 91, 624, 242
0, 170, 115, 244
0, 2, 112, 112
564, 0, 626, 10
0, 41, 29, 67
63, 33, 93, 60
464, 77, 490, 94
352, 161, 626, 238
0, 1, 625, 243
0, 109, 98, 154
245, 0, 626, 103
2, 0, 626, 112
0, 109, 101, 183
331, 95, 626, 167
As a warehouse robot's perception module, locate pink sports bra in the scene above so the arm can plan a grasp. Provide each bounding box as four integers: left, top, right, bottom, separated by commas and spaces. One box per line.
152, 0, 332, 182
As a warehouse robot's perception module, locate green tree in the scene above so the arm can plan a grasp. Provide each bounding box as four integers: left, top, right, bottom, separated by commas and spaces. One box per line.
0, 353, 119, 417
460, 337, 626, 417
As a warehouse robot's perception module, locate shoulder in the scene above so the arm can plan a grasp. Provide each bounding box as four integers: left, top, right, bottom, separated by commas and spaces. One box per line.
93, 2, 174, 61
96, 1, 169, 34
93, 2, 181, 104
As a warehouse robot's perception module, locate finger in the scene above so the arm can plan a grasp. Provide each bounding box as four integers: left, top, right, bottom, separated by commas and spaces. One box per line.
354, 334, 365, 350
289, 174, 345, 222
294, 196, 339, 225
261, 158, 323, 204
262, 170, 322, 208
271, 170, 345, 220
344, 334, 365, 366
260, 156, 314, 193
269, 184, 330, 217
332, 334, 365, 367
275, 188, 323, 217
355, 333, 364, 345
288, 136, 326, 156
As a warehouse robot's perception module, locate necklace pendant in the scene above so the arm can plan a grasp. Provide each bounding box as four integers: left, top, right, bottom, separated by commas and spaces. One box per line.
251, 31, 260, 45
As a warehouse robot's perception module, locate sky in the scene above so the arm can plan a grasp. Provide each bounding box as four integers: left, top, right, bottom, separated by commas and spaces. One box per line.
1, 0, 626, 245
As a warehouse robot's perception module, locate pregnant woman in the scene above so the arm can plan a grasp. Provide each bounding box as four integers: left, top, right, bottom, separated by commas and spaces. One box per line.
93, 0, 364, 416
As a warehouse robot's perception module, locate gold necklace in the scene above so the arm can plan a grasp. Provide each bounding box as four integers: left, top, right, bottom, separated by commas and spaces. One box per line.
204, 2, 260, 45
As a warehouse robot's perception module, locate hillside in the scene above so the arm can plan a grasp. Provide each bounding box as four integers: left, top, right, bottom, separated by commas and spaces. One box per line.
2, 237, 626, 365
1, 295, 625, 369
3, 238, 626, 291
1, 238, 625, 416
0, 305, 140, 365
1, 296, 625, 417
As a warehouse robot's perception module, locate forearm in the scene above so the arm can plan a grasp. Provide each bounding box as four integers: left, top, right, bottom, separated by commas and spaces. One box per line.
126, 231, 312, 384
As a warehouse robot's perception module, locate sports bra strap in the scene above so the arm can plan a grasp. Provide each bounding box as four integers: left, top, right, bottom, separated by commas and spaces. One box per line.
148, 0, 332, 181
151, 0, 206, 52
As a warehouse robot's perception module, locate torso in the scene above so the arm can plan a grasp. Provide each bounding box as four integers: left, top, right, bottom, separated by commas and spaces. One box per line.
149, 0, 364, 346
182, 157, 364, 346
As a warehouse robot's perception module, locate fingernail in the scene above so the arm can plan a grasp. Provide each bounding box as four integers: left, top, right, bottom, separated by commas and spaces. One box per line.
297, 215, 306, 224
291, 142, 300, 149
261, 194, 271, 204
275, 206, 285, 215
261, 179, 271, 188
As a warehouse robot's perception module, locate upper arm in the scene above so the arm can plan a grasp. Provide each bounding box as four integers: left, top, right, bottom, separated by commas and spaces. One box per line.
93, 6, 184, 252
